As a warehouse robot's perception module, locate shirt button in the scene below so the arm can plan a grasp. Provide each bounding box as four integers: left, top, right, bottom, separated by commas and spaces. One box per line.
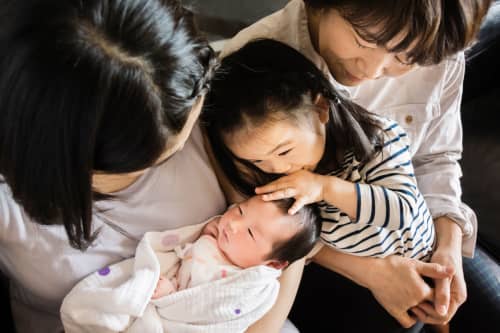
405, 115, 413, 124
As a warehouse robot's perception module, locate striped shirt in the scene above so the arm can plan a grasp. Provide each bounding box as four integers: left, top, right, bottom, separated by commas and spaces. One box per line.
319, 118, 435, 260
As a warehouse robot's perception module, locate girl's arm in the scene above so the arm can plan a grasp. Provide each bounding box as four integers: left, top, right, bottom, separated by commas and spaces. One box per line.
258, 120, 422, 230
245, 258, 305, 333
313, 246, 453, 328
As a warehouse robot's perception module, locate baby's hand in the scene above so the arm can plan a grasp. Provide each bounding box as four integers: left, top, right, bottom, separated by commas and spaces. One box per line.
255, 170, 325, 214
151, 276, 177, 299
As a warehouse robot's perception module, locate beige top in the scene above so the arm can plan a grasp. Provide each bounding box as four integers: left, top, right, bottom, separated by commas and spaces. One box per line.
0, 123, 226, 333
222, 0, 476, 257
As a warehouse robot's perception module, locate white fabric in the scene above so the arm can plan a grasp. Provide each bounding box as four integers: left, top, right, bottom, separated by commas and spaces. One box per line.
0, 123, 227, 333
61, 222, 281, 333
221, 0, 476, 257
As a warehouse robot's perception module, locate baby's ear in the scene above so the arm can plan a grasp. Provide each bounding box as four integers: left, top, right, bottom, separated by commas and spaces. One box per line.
265, 259, 289, 270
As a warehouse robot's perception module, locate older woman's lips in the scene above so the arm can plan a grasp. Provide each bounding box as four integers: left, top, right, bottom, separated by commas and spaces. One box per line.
345, 69, 363, 82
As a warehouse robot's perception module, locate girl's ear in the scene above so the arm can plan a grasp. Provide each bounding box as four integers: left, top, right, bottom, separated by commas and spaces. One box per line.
264, 259, 289, 270
312, 93, 330, 124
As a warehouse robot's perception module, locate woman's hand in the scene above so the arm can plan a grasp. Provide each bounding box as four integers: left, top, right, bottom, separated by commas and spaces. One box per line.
313, 247, 454, 328
255, 170, 326, 214
410, 217, 466, 325
366, 256, 454, 328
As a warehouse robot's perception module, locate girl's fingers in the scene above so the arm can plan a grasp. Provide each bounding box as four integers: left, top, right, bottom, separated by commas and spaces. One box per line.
261, 188, 297, 201
288, 196, 309, 215
255, 180, 288, 194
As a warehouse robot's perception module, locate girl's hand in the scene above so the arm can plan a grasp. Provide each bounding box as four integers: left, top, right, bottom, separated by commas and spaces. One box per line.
255, 170, 325, 214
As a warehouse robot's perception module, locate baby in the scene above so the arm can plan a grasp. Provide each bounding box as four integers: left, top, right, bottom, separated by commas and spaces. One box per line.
152, 195, 320, 299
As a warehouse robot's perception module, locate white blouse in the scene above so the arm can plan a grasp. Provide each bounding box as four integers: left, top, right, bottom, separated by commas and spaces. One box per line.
0, 123, 227, 332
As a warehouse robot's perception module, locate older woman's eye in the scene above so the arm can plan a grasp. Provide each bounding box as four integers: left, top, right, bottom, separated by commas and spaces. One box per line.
395, 54, 412, 66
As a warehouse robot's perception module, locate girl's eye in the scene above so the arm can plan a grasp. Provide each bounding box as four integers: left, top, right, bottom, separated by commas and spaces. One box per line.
278, 149, 292, 156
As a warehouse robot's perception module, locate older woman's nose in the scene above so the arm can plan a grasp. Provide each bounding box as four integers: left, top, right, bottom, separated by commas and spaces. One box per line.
356, 52, 392, 80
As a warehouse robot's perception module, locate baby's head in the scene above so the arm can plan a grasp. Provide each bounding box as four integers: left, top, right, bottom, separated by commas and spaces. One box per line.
216, 196, 321, 269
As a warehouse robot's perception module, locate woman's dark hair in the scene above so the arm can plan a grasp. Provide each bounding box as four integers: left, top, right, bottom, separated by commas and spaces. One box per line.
304, 0, 492, 65
202, 39, 382, 196
269, 199, 322, 265
0, 0, 217, 249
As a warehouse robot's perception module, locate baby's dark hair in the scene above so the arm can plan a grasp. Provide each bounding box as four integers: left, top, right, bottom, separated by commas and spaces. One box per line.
268, 199, 322, 265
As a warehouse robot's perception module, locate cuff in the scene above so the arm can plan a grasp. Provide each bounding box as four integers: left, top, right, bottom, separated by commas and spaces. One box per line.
428, 200, 477, 258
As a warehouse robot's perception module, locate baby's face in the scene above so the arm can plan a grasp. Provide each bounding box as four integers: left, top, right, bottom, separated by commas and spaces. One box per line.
216, 196, 300, 268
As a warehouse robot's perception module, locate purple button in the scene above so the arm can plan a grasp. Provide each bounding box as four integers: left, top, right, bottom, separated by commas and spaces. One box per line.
98, 267, 110, 276
235, 309, 241, 315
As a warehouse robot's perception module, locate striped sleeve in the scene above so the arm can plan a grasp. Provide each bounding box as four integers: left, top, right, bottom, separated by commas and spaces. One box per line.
354, 120, 421, 230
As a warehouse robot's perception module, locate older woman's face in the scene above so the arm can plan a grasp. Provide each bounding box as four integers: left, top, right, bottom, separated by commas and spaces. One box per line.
309, 9, 416, 86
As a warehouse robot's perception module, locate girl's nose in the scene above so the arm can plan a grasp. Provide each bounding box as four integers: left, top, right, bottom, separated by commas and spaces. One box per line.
267, 160, 291, 174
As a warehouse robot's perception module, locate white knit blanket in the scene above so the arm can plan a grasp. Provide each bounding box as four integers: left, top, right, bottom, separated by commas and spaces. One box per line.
61, 221, 281, 333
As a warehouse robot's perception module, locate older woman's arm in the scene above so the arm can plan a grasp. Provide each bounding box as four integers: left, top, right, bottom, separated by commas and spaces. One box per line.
245, 258, 304, 333
313, 246, 454, 328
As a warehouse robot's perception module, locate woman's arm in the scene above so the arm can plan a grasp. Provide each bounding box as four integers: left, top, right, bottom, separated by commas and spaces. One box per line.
313, 246, 453, 328
245, 258, 305, 333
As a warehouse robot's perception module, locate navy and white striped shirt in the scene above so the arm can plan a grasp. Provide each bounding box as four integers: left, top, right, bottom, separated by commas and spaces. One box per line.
320, 118, 435, 260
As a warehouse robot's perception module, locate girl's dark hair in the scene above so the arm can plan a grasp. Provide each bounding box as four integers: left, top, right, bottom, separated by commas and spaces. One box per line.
202, 39, 382, 196
269, 199, 322, 265
0, 0, 217, 249
304, 0, 492, 65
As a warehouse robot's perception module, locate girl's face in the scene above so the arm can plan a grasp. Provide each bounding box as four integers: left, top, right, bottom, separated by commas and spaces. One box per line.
308, 8, 416, 86
224, 108, 327, 175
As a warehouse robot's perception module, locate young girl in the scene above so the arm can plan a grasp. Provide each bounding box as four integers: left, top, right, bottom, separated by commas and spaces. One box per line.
203, 39, 436, 262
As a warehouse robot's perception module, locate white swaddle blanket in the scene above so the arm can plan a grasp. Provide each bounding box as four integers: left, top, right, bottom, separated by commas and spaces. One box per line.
61, 221, 281, 333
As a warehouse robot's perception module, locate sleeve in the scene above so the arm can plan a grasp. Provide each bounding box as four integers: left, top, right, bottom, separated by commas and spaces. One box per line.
355, 120, 426, 230
0, 182, 33, 243
411, 54, 476, 257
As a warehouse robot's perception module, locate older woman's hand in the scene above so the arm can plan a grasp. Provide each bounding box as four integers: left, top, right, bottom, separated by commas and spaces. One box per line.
313, 247, 454, 328
410, 217, 466, 325
366, 255, 454, 328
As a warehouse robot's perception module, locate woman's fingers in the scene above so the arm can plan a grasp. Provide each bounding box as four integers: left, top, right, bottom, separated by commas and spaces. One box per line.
416, 261, 454, 279
392, 310, 417, 329
413, 302, 446, 325
410, 306, 428, 323
434, 275, 451, 316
